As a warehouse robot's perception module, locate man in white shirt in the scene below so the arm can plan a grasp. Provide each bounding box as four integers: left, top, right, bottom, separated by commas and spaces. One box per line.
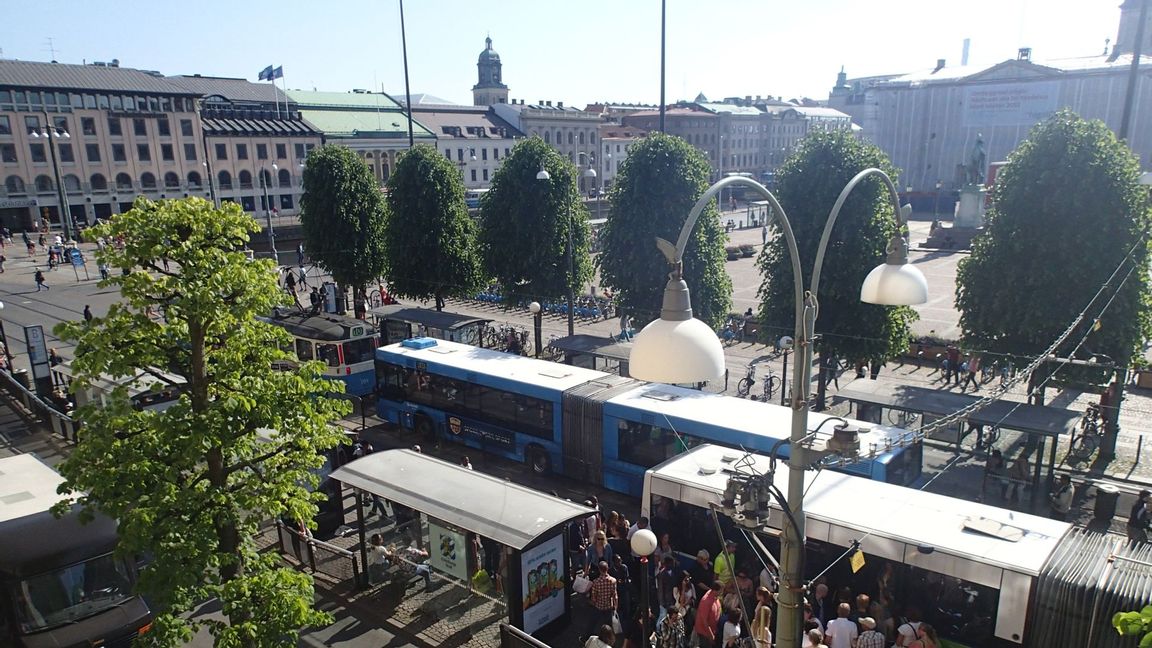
824, 603, 857, 648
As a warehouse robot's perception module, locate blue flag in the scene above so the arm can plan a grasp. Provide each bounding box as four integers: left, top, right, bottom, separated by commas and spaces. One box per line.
258, 65, 273, 81
272, 66, 284, 80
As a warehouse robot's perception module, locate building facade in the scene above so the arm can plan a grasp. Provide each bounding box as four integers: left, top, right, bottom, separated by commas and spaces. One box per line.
286, 89, 435, 185
409, 104, 523, 189
597, 123, 647, 192
492, 100, 603, 192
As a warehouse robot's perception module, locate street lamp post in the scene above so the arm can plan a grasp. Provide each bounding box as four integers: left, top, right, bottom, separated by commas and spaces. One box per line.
261, 164, 280, 264
778, 335, 793, 407
630, 529, 657, 646
934, 179, 943, 220
31, 116, 73, 241
529, 301, 543, 357
204, 162, 219, 208
536, 165, 576, 337
629, 170, 928, 648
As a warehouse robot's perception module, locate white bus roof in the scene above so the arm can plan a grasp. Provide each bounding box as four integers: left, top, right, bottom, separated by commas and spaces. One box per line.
0, 455, 71, 523
607, 382, 914, 451
379, 339, 612, 392
644, 444, 1069, 581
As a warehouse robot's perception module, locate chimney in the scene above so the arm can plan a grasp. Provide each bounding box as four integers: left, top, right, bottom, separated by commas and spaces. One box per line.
961, 38, 971, 66
558, 101, 563, 108
1018, 47, 1032, 61
110, 58, 120, 67
546, 100, 552, 107
934, 58, 946, 72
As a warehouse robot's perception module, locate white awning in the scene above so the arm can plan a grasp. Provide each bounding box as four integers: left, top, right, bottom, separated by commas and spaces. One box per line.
330, 449, 594, 549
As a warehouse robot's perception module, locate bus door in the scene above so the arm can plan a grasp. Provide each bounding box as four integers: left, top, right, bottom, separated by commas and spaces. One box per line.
561, 376, 638, 484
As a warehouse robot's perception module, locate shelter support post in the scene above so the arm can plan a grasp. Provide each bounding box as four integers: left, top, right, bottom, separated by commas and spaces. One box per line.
355, 489, 369, 589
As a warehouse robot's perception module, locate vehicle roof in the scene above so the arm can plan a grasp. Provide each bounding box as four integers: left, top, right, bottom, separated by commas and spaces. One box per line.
260, 309, 377, 342
645, 444, 1069, 580
606, 382, 915, 450
368, 306, 492, 332
377, 339, 610, 392
0, 455, 118, 577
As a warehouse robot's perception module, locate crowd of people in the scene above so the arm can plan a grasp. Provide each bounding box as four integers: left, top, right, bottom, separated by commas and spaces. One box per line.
572, 499, 946, 648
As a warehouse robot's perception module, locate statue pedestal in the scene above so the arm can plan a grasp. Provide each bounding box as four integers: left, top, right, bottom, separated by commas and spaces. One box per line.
954, 185, 987, 229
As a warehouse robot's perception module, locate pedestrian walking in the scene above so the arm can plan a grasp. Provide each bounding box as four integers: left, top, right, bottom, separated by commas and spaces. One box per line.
962, 354, 981, 390
619, 312, 632, 341
0, 252, 6, 273
761, 224, 768, 245
1005, 454, 1029, 501
34, 268, 48, 291
98, 263, 110, 281
297, 266, 310, 289
83, 305, 93, 323
285, 271, 297, 298
296, 243, 306, 266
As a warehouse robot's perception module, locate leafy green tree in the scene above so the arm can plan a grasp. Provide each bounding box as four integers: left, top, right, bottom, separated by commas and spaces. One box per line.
1114, 606, 1152, 647
599, 133, 732, 329
956, 110, 1151, 444
300, 144, 389, 317
757, 130, 916, 407
383, 144, 484, 310
53, 197, 350, 647
478, 137, 592, 304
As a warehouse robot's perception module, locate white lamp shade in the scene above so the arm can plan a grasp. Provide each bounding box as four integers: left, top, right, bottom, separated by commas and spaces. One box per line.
860, 262, 929, 305
630, 528, 658, 556
630, 317, 725, 384
529, 301, 541, 314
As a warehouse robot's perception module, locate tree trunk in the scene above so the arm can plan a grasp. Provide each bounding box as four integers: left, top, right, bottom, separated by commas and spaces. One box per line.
434, 291, 445, 311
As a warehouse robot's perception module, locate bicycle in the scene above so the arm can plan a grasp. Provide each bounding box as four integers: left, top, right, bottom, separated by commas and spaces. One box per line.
1068, 403, 1102, 461
887, 409, 922, 429
761, 371, 782, 402
736, 364, 758, 398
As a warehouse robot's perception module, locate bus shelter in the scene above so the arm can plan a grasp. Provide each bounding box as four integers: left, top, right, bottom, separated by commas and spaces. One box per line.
546, 334, 632, 376
369, 306, 492, 348
330, 449, 593, 638
835, 381, 1081, 509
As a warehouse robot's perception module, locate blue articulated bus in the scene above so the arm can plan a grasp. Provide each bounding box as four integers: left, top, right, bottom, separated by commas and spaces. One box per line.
374, 339, 922, 497
259, 309, 379, 396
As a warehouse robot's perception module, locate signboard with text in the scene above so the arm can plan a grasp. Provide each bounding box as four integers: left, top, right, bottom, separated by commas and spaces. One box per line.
962, 82, 1060, 127
446, 415, 514, 449
24, 325, 49, 380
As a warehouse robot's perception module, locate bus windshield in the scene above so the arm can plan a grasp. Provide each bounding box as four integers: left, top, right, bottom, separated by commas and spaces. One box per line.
13, 553, 134, 632
341, 338, 377, 365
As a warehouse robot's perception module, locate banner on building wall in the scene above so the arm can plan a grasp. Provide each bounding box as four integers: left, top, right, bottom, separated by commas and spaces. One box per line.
428, 519, 468, 582
962, 82, 1060, 127
520, 533, 565, 635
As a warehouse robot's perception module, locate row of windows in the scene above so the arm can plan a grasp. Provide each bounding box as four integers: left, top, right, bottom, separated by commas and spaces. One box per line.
0, 90, 194, 114
376, 361, 554, 439
0, 141, 198, 165
2, 168, 298, 195
443, 146, 510, 162
3, 171, 206, 194
220, 194, 295, 213
540, 130, 596, 146
214, 142, 294, 161
0, 114, 197, 140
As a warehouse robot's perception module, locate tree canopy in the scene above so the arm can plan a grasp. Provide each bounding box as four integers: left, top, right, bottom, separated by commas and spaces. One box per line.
299, 144, 388, 316
598, 133, 732, 329
957, 110, 1152, 371
383, 144, 484, 310
478, 137, 592, 304
53, 197, 350, 647
757, 130, 916, 402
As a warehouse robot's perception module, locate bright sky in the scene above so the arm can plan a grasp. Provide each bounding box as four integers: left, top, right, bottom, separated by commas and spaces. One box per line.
0, 0, 1123, 108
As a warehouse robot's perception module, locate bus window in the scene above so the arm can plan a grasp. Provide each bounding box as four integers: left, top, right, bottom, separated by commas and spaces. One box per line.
318, 344, 340, 367
341, 337, 376, 365
295, 339, 314, 362
617, 421, 701, 468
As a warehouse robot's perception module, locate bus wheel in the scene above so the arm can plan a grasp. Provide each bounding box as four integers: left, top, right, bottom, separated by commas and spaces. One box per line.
526, 446, 551, 475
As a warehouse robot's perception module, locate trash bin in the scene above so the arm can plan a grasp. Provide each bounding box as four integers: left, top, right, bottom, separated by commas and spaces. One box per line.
11, 368, 30, 390
1094, 483, 1120, 522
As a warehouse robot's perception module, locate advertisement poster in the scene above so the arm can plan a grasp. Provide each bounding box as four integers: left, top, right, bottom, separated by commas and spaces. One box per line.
428, 519, 468, 581
962, 82, 1059, 127
520, 534, 565, 635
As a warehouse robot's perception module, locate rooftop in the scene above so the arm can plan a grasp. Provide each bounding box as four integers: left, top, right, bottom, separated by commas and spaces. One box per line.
298, 108, 434, 139
168, 74, 290, 105
200, 115, 320, 137
0, 59, 196, 94
412, 109, 522, 140
285, 89, 404, 111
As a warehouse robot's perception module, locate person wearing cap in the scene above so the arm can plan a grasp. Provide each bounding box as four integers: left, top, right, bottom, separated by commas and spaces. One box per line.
1128, 489, 1151, 542
856, 617, 885, 648
713, 539, 738, 586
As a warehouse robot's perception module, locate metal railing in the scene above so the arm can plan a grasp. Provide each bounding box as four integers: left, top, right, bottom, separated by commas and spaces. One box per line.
275, 520, 361, 585
0, 368, 79, 443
